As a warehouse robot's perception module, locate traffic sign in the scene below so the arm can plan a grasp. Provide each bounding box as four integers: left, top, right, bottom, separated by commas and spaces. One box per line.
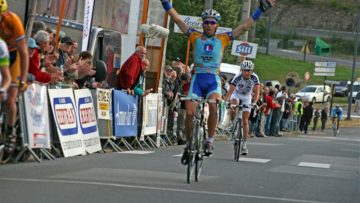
314, 61, 336, 77
314, 62, 336, 68
314, 72, 335, 76
314, 67, 336, 73
304, 71, 310, 81
324, 80, 341, 85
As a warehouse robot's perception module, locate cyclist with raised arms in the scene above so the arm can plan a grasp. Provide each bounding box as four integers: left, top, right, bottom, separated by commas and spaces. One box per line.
224, 60, 260, 155
0, 0, 29, 161
330, 105, 343, 134
160, 0, 276, 164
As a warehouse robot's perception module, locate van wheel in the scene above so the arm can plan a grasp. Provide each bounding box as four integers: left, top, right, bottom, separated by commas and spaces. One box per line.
312, 97, 316, 103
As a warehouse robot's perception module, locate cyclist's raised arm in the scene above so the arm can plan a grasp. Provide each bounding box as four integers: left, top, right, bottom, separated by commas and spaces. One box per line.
160, 0, 190, 34
232, 0, 276, 38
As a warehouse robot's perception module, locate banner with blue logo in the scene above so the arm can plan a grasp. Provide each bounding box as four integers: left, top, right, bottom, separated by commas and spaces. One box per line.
48, 88, 85, 157
231, 40, 258, 59
113, 90, 138, 137
74, 89, 102, 154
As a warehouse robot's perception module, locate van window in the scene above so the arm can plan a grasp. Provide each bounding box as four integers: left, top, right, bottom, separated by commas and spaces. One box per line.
93, 30, 122, 81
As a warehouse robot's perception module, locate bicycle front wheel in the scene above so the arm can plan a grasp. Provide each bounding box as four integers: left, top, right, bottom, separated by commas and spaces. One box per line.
234, 120, 242, 162
195, 126, 205, 182
187, 122, 199, 184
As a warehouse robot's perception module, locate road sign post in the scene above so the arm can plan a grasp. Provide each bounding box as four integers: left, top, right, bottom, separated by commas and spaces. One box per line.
314, 62, 336, 103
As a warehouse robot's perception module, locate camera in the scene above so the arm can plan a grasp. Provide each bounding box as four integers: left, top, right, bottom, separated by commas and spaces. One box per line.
140, 24, 169, 38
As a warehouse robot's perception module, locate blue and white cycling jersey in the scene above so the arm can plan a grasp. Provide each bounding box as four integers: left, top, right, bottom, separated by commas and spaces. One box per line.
331, 107, 343, 119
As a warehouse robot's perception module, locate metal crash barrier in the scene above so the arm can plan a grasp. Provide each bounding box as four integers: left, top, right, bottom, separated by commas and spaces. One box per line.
1, 85, 170, 164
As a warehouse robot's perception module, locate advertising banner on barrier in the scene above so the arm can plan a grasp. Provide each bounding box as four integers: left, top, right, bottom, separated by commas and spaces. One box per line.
96, 88, 112, 120
140, 93, 158, 141
24, 83, 51, 149
113, 89, 138, 137
74, 89, 102, 154
48, 88, 85, 157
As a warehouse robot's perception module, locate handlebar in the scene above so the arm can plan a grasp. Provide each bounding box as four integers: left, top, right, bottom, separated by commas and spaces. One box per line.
180, 97, 221, 104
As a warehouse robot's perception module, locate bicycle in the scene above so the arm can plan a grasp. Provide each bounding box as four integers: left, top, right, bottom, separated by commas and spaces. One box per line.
331, 116, 339, 137
180, 97, 219, 183
228, 103, 253, 162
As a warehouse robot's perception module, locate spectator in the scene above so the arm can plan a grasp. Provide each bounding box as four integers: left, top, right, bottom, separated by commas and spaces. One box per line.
294, 98, 303, 131
74, 51, 97, 88
354, 91, 360, 115
56, 36, 75, 70
117, 46, 146, 90
162, 65, 174, 102
320, 106, 328, 132
312, 108, 320, 131
132, 59, 153, 96
220, 74, 228, 98
31, 31, 62, 83
300, 101, 313, 134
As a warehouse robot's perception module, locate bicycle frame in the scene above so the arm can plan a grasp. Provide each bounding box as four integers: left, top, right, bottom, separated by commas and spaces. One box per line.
181, 97, 218, 183
229, 104, 252, 161
331, 116, 339, 137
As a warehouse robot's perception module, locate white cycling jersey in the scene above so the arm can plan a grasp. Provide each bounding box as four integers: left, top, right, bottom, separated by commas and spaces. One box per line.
229, 72, 260, 111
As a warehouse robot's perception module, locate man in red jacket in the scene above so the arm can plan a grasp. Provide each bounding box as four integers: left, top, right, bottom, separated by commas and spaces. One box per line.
117, 46, 146, 92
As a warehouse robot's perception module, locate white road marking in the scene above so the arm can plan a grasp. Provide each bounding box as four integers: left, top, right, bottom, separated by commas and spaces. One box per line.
298, 162, 331, 169
117, 151, 154, 155
173, 154, 183, 157
0, 177, 332, 203
238, 157, 271, 163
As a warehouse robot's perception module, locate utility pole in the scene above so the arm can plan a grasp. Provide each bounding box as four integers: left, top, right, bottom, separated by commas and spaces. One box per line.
347, 14, 360, 120
204, 0, 213, 9
239, 0, 251, 42
265, 9, 272, 55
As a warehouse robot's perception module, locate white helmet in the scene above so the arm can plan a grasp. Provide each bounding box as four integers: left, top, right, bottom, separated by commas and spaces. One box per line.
201, 9, 221, 22
240, 60, 254, 71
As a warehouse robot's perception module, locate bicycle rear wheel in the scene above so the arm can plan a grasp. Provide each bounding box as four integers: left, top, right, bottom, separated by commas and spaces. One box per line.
195, 126, 205, 182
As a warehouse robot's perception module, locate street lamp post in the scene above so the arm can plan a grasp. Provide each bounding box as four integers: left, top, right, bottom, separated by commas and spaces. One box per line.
266, 9, 272, 55
204, 0, 213, 9
347, 14, 360, 120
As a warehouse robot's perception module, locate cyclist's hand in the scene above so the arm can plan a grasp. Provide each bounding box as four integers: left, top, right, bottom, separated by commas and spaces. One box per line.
160, 0, 172, 11
259, 0, 275, 12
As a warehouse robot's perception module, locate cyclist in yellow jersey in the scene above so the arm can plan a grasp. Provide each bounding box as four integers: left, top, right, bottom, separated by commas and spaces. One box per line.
160, 0, 276, 164
0, 0, 29, 160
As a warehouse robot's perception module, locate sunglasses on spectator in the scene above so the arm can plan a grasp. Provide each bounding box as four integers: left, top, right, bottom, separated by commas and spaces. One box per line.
203, 20, 217, 25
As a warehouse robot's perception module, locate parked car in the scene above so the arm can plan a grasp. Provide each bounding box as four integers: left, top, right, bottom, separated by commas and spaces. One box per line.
334, 81, 350, 97
295, 85, 332, 103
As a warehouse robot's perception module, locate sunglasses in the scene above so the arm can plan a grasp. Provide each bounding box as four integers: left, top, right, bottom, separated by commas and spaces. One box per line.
203, 20, 217, 25
242, 69, 252, 72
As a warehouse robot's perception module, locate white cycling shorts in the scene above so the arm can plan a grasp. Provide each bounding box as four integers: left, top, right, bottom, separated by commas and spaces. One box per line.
230, 93, 252, 112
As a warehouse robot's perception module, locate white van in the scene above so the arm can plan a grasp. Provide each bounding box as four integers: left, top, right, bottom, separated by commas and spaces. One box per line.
219, 63, 240, 81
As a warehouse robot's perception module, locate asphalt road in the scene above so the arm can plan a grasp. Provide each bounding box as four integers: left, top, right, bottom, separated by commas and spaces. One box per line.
258, 47, 359, 69
0, 128, 359, 203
